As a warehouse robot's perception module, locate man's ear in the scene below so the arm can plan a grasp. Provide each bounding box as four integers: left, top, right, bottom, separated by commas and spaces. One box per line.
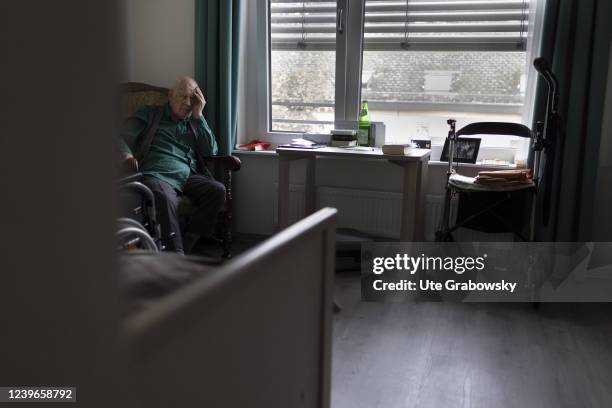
168, 89, 174, 100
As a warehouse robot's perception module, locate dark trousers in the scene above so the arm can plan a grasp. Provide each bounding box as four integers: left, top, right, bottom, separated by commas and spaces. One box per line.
142, 175, 226, 253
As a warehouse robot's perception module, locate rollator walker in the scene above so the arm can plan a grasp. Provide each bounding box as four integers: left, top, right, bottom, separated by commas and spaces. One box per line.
436, 57, 560, 242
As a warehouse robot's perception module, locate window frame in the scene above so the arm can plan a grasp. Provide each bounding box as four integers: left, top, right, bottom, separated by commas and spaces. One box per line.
250, 0, 545, 157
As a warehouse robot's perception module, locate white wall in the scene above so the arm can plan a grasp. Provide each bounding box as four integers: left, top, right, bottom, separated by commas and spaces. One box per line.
237, 0, 249, 145
125, 0, 195, 87
241, 0, 267, 146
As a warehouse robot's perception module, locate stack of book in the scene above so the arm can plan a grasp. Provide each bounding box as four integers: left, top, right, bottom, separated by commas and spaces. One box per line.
382, 143, 416, 155
330, 129, 357, 147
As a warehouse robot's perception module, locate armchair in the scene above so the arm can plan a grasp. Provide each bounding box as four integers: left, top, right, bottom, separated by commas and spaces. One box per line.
120, 82, 241, 258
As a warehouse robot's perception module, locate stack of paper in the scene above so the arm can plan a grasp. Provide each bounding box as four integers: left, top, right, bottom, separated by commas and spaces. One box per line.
279, 138, 323, 149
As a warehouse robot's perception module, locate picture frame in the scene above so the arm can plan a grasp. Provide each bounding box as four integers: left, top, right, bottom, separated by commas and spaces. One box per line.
440, 137, 481, 164
411, 139, 431, 149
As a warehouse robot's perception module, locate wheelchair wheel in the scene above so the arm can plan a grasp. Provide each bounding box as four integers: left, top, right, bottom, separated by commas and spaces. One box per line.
116, 224, 158, 252
117, 217, 148, 232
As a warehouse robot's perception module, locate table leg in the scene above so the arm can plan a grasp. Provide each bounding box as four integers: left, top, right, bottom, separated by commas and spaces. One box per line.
304, 156, 316, 216
399, 160, 427, 241
278, 154, 290, 229
415, 159, 428, 240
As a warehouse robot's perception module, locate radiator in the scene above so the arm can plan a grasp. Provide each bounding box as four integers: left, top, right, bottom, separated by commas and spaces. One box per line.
273, 184, 457, 241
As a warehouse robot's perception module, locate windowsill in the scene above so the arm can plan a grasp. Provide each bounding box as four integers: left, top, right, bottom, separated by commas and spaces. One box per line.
233, 149, 524, 169
233, 149, 277, 156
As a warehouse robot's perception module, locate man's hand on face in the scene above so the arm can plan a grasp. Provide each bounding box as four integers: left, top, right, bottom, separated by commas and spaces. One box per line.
191, 87, 206, 119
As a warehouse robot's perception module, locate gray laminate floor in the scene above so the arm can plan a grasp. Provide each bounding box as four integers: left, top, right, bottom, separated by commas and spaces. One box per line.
331, 273, 612, 408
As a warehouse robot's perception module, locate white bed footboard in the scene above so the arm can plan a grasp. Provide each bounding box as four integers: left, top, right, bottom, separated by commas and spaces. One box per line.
123, 208, 337, 408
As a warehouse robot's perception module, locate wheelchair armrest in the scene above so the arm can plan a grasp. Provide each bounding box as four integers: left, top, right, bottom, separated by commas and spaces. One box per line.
118, 172, 144, 185
119, 179, 154, 204
201, 155, 242, 171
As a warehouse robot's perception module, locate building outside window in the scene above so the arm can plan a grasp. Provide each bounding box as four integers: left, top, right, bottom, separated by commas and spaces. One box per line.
269, 1, 338, 133
267, 0, 542, 162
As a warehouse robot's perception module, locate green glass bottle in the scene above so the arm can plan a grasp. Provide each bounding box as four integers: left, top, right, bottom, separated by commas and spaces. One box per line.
358, 100, 371, 146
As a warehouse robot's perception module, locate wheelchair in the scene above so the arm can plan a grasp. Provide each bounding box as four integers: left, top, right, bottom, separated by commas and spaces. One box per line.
117, 173, 165, 252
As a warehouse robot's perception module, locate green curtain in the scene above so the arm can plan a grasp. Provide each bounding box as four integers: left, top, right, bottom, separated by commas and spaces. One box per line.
532, 0, 611, 241
195, 0, 241, 156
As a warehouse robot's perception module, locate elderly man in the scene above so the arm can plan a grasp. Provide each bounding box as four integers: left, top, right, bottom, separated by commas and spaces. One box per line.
119, 76, 225, 254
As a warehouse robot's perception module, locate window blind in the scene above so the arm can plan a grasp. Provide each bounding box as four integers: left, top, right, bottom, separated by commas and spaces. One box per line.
364, 0, 530, 51
270, 0, 338, 50
271, 0, 530, 51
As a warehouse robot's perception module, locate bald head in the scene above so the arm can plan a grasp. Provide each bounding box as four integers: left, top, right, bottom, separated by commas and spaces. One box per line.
168, 76, 200, 120
172, 76, 197, 92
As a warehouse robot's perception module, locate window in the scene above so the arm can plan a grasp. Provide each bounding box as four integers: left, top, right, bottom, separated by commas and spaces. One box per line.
360, 0, 530, 150
269, 1, 337, 133
266, 0, 542, 160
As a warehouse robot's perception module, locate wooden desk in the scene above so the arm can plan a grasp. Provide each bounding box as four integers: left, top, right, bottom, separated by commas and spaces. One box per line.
276, 146, 431, 241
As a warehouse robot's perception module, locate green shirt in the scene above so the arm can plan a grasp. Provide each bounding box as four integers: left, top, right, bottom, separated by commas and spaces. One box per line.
119, 105, 218, 191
